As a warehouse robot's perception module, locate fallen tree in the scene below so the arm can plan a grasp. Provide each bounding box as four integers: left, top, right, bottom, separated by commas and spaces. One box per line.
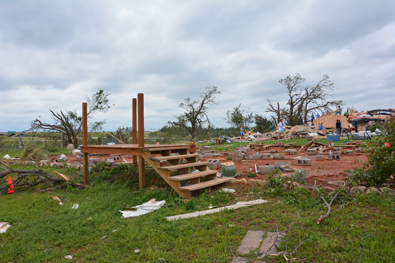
0, 160, 84, 194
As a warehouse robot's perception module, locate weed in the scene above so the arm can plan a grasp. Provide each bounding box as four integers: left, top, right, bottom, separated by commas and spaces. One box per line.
293, 169, 307, 184
247, 172, 256, 178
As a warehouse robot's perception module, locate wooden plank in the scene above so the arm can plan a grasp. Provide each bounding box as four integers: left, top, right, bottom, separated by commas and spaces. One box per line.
149, 154, 199, 161
168, 170, 218, 181
143, 146, 190, 152
179, 178, 230, 191
159, 162, 208, 171
165, 199, 268, 221
313, 113, 350, 129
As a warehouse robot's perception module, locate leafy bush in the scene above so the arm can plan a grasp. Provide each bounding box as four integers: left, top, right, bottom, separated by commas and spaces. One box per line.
350, 120, 395, 186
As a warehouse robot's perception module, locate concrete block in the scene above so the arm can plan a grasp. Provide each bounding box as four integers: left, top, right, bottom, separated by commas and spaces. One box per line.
106, 158, 115, 163
307, 148, 318, 154
219, 152, 229, 156
207, 159, 221, 170
316, 155, 325, 161
72, 149, 81, 155
240, 147, 248, 153
334, 151, 342, 156
232, 155, 243, 163
253, 153, 263, 160
356, 148, 363, 153
285, 149, 297, 155
262, 153, 271, 159
76, 156, 82, 161
273, 154, 284, 160
334, 154, 341, 160
258, 165, 276, 174
297, 158, 312, 166
233, 150, 242, 157
274, 162, 290, 168
237, 230, 264, 254
204, 153, 214, 158
89, 158, 101, 163
345, 150, 354, 156
327, 155, 333, 160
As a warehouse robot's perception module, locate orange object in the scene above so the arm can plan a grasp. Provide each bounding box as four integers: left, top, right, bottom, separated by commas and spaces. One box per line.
7, 176, 15, 194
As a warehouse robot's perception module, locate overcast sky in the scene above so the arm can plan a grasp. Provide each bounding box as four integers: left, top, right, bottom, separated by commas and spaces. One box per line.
1, 0, 394, 132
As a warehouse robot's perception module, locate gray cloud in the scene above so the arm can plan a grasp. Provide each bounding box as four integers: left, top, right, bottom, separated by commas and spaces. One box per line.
0, 0, 394, 132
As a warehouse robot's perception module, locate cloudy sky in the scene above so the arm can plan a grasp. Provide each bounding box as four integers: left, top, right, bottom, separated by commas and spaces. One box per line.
1, 0, 394, 132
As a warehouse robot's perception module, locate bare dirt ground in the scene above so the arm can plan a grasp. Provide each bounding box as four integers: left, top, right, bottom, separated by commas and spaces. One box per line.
62, 145, 369, 189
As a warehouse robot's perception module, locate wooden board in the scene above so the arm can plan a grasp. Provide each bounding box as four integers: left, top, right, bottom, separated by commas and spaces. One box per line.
168, 170, 218, 181
159, 162, 208, 171
179, 178, 230, 191
313, 113, 350, 129
149, 154, 199, 162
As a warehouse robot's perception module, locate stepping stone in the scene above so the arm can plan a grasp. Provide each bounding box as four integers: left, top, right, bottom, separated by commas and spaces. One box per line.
237, 230, 264, 254
259, 232, 285, 256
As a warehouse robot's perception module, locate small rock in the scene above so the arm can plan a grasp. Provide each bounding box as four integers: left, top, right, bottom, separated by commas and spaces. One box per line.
236, 179, 248, 185
66, 144, 75, 150
248, 179, 258, 186
57, 154, 67, 161
350, 186, 366, 194
256, 179, 268, 187
228, 178, 237, 184
366, 187, 380, 194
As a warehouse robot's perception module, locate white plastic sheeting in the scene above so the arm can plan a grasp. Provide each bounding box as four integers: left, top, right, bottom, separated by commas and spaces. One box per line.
120, 199, 166, 218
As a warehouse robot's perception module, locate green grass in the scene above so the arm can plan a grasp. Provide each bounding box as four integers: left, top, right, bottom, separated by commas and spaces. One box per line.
1, 163, 395, 262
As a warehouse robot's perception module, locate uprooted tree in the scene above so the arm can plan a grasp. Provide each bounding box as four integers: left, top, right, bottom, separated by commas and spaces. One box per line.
169, 86, 220, 140
266, 74, 342, 126
30, 90, 111, 147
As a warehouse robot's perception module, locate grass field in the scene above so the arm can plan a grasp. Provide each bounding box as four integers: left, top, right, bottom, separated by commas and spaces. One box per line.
1, 163, 395, 262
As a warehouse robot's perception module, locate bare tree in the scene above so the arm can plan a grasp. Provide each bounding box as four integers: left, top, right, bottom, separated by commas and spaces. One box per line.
31, 90, 111, 147
170, 86, 220, 140
267, 74, 342, 126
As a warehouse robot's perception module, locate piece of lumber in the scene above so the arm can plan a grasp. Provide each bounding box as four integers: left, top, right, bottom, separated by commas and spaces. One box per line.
300, 140, 315, 151
143, 146, 190, 152
168, 170, 218, 181
159, 162, 208, 171
179, 178, 230, 191
54, 171, 70, 181
149, 154, 199, 162
166, 199, 268, 221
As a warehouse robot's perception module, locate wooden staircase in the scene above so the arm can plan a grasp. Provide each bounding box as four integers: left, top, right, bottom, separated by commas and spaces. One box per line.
141, 145, 229, 199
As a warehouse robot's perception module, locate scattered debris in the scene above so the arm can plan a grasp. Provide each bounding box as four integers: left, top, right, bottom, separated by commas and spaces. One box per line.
220, 188, 236, 193
120, 199, 166, 218
0, 222, 11, 233
53, 196, 63, 205
166, 199, 268, 221
64, 255, 73, 260
71, 204, 79, 209
3, 154, 11, 160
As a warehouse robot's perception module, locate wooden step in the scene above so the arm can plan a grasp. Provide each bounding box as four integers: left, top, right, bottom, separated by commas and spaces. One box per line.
150, 154, 199, 162
179, 178, 230, 192
143, 146, 190, 152
158, 162, 208, 171
168, 170, 218, 181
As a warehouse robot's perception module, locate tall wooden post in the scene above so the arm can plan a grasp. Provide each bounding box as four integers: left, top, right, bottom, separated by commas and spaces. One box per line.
138, 93, 145, 189
132, 98, 138, 169
82, 102, 89, 185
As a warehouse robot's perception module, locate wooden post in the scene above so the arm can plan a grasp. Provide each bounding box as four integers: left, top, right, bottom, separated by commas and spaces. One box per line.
82, 102, 89, 185
132, 98, 138, 169
138, 93, 145, 190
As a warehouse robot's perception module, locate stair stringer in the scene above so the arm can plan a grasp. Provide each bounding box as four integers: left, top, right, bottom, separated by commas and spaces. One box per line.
141, 151, 189, 199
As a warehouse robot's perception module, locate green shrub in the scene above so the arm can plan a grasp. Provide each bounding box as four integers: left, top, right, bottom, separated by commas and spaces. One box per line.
350, 120, 395, 186
247, 172, 256, 178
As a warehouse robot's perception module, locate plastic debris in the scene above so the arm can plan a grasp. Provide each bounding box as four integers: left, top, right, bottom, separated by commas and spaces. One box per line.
100, 235, 107, 240
71, 204, 79, 209
3, 154, 11, 160
64, 255, 73, 259
57, 154, 67, 161
53, 196, 63, 205
120, 199, 166, 218
0, 222, 11, 233
134, 249, 140, 254
220, 188, 236, 193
